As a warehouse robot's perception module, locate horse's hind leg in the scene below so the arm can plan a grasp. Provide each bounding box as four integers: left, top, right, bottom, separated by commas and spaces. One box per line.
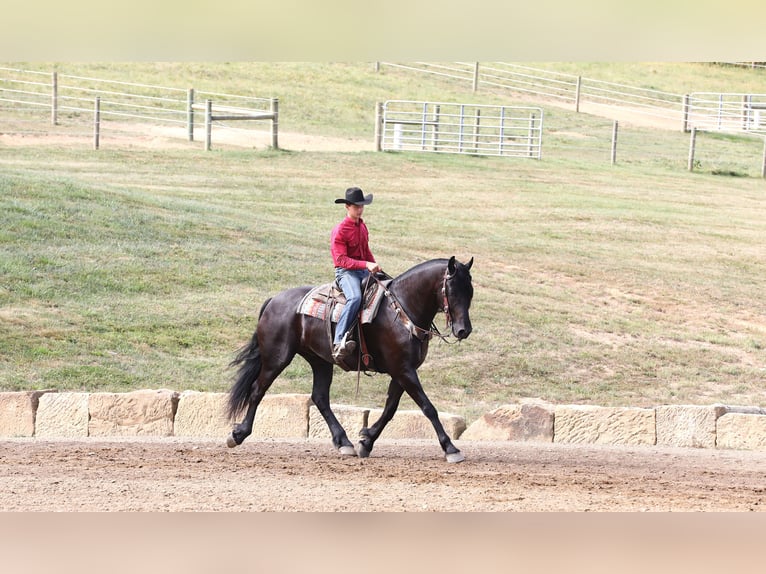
357, 378, 404, 458
228, 355, 293, 447
307, 357, 356, 456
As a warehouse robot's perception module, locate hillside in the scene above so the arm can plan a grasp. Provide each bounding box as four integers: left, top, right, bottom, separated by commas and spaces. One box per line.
2, 63, 766, 422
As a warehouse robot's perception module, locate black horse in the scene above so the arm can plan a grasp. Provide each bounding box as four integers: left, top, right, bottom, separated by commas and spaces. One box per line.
227, 256, 474, 462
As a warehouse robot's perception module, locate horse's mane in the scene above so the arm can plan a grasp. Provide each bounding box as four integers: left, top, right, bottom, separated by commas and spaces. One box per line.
392, 258, 448, 284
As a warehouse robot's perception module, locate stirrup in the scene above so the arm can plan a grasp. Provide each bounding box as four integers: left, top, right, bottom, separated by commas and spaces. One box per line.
332, 332, 356, 362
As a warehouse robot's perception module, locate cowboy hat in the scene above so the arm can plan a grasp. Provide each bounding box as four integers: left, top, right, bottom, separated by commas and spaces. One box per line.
335, 186, 373, 205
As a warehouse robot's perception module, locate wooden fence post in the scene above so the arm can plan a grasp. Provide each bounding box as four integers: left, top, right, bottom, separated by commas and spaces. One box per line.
270, 98, 279, 149
528, 113, 536, 157
51, 71, 58, 126
93, 97, 101, 150
682, 94, 690, 132
611, 120, 618, 165
374, 102, 383, 152
187, 88, 194, 141
687, 127, 697, 171
472, 62, 479, 93
575, 76, 582, 113
204, 99, 212, 151
432, 104, 440, 151
761, 136, 766, 178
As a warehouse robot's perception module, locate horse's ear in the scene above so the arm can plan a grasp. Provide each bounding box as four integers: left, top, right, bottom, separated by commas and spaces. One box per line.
448, 256, 457, 276
466, 257, 474, 271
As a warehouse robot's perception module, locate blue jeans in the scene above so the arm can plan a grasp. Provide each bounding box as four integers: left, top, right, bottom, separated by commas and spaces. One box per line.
334, 268, 369, 345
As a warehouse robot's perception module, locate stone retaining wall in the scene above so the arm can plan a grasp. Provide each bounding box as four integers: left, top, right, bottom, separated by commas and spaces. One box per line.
2, 390, 766, 451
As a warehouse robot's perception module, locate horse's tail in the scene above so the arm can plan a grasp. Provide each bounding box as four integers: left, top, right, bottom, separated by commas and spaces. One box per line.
227, 298, 272, 419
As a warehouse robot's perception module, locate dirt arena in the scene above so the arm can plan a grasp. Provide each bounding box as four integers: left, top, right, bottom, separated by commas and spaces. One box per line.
2, 437, 765, 511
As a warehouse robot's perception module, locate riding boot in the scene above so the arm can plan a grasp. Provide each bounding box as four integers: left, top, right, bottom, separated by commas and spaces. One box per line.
332, 331, 357, 363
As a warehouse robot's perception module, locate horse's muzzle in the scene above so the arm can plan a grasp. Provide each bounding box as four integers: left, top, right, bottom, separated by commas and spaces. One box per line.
454, 325, 472, 340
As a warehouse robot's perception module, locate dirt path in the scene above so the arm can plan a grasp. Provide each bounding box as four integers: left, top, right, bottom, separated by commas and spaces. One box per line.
2, 438, 765, 511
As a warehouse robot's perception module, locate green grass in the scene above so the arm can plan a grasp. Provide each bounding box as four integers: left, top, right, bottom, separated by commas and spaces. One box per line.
3, 63, 766, 423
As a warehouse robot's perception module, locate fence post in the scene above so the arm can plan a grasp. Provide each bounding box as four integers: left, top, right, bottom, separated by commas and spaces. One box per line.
93, 97, 101, 150
432, 104, 440, 151
498, 106, 505, 155
187, 88, 194, 141
375, 102, 383, 152
717, 94, 723, 131
742, 94, 750, 132
51, 71, 58, 126
575, 76, 582, 113
204, 99, 212, 151
472, 62, 479, 93
687, 127, 697, 171
374, 62, 380, 73
682, 94, 690, 132
611, 120, 618, 165
270, 98, 279, 149
528, 113, 536, 157
762, 137, 766, 178
473, 109, 481, 153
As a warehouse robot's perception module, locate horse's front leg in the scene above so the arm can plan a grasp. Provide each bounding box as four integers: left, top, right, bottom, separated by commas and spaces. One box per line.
397, 369, 464, 463
357, 378, 404, 458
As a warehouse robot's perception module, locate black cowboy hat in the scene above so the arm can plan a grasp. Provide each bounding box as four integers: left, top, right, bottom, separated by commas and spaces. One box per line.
335, 186, 373, 205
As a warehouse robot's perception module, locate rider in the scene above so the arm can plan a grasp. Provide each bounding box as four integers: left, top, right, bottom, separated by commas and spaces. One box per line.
330, 186, 381, 362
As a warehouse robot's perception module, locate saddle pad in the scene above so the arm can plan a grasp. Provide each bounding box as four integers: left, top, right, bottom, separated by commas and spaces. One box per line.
297, 283, 344, 323
297, 279, 391, 324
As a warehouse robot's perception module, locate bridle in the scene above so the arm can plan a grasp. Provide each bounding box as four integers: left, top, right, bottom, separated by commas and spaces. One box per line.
352, 266, 464, 398
373, 269, 459, 344
440, 269, 453, 336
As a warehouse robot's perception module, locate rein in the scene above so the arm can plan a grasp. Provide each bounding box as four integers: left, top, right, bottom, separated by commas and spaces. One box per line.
372, 270, 458, 344
351, 266, 460, 400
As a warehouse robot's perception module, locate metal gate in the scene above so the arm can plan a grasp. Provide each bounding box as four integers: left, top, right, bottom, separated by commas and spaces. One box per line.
376, 100, 543, 158
687, 92, 766, 134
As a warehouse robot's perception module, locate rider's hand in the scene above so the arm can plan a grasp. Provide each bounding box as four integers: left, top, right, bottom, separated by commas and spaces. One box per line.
366, 261, 381, 274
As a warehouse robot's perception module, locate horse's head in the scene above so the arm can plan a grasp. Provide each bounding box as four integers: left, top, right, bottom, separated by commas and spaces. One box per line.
444, 256, 474, 340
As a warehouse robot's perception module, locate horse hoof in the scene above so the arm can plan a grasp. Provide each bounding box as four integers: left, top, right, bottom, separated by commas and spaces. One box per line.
445, 451, 465, 464
357, 442, 371, 458
226, 435, 238, 448
338, 445, 357, 457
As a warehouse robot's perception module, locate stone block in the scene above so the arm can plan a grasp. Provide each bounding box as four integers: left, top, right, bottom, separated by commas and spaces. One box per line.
0, 390, 53, 437
461, 402, 554, 442
655, 404, 729, 448
36, 392, 89, 438
367, 408, 466, 440
309, 404, 369, 440
554, 405, 655, 446
174, 391, 231, 438
716, 413, 766, 450
250, 394, 312, 439
88, 389, 179, 437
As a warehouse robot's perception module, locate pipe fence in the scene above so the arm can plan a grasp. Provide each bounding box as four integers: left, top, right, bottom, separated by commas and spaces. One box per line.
0, 66, 278, 149
3, 65, 766, 177
379, 62, 766, 136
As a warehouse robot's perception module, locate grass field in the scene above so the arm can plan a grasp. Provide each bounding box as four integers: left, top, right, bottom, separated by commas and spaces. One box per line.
2, 63, 766, 422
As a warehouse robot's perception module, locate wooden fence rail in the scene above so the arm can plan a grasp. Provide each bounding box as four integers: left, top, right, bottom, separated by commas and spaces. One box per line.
191, 98, 279, 151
